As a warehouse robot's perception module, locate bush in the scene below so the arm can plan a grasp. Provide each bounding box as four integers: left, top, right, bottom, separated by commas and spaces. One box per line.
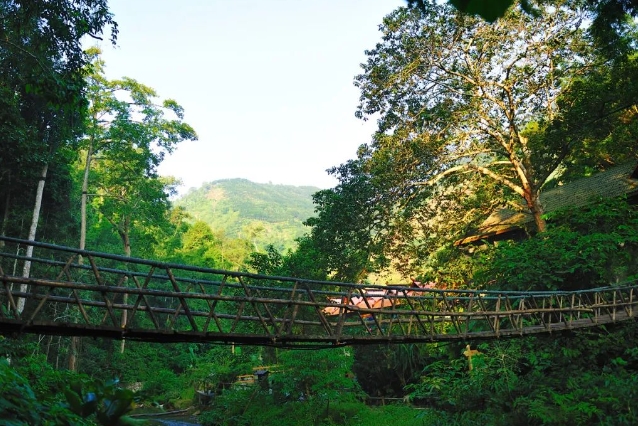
141, 368, 181, 401
0, 359, 89, 426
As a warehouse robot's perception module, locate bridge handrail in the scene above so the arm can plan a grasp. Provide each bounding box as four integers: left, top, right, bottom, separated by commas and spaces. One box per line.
2, 235, 638, 346
1, 236, 636, 298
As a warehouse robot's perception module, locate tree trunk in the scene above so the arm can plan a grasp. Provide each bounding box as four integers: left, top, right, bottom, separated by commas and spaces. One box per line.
515, 158, 546, 234
524, 190, 546, 233
79, 136, 94, 262
119, 224, 131, 354
71, 140, 95, 369
0, 172, 10, 248
17, 162, 48, 314
69, 336, 79, 371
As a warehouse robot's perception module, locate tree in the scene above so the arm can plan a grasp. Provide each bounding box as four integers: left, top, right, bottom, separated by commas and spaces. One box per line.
0, 1, 116, 245
304, 158, 392, 282
179, 220, 223, 267
81, 48, 197, 258
303, 0, 637, 282
79, 50, 197, 352
401, 199, 638, 423
0, 0, 117, 313
356, 1, 599, 235
247, 237, 330, 281
276, 347, 359, 402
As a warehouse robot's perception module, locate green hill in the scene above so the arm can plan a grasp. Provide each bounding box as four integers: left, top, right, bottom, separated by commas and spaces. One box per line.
174, 179, 320, 252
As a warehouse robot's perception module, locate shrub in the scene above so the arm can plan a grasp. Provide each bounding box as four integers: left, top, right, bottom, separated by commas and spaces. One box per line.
0, 359, 89, 426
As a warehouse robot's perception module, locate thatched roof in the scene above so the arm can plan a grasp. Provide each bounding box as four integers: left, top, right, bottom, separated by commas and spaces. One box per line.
455, 162, 638, 245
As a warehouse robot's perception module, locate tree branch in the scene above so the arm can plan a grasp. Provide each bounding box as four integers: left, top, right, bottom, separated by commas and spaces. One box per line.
414, 162, 524, 197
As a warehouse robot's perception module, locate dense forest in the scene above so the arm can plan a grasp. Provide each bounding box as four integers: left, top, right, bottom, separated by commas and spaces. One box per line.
1, 0, 638, 425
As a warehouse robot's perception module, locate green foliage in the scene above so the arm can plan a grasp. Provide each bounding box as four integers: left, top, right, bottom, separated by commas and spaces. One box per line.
0, 0, 117, 246
0, 358, 46, 426
275, 347, 360, 402
398, 199, 638, 425
80, 48, 197, 258
278, 236, 331, 280
0, 347, 141, 426
304, 158, 393, 281
247, 245, 286, 276
353, 344, 432, 398
2, 3, 638, 426
63, 381, 97, 418
357, 0, 595, 229
247, 238, 329, 280
110, 342, 192, 393
177, 220, 223, 267
0, 359, 89, 426
199, 387, 258, 426
307, 0, 629, 283
547, 56, 638, 182
474, 198, 638, 290
139, 369, 181, 402
198, 347, 363, 425
63, 378, 137, 426
406, 323, 638, 425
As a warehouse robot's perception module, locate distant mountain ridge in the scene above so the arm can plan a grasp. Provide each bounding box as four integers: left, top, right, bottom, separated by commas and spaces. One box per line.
175, 179, 320, 252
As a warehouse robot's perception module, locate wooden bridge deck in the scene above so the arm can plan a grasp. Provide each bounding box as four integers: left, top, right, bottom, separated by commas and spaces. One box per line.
1, 237, 636, 347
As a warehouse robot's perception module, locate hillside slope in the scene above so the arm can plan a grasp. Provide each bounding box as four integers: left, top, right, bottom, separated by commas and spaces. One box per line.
174, 179, 319, 252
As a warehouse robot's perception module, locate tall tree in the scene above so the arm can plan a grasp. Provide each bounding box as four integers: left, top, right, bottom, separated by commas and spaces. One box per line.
305, 0, 637, 282
0, 1, 116, 233
179, 220, 223, 267
305, 158, 392, 282
81, 48, 197, 258
0, 0, 117, 313
306, 147, 499, 280
356, 1, 596, 235
80, 50, 197, 352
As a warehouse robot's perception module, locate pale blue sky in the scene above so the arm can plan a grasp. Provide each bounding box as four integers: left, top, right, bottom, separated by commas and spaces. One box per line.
93, 0, 405, 194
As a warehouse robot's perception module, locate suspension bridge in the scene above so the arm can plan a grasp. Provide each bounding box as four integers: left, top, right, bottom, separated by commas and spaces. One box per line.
0, 236, 636, 348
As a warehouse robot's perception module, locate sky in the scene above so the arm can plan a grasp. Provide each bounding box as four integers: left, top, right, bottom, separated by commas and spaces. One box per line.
92, 0, 405, 195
